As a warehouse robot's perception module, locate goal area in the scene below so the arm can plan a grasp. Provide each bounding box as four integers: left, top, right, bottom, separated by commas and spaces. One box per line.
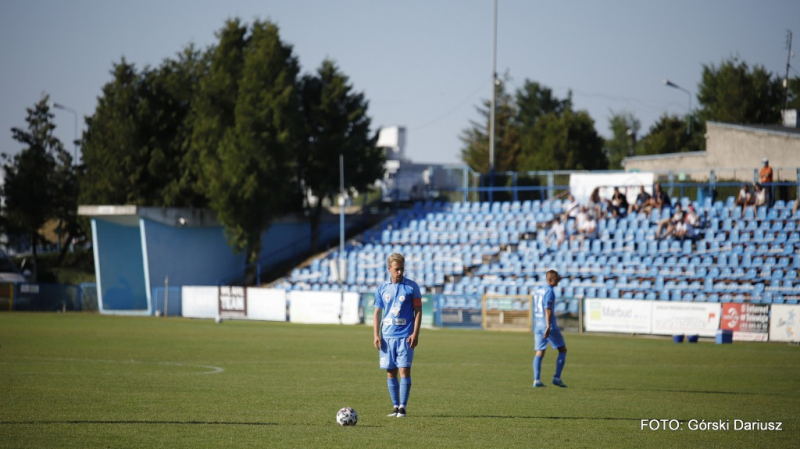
481, 294, 532, 332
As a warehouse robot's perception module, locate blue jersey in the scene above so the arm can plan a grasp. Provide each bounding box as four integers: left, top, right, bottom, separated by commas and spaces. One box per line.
533, 284, 557, 331
375, 278, 422, 338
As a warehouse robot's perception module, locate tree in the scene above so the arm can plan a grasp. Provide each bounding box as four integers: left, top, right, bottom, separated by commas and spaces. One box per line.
460, 78, 519, 173
636, 113, 704, 156
515, 80, 572, 129
80, 49, 205, 207
605, 111, 641, 169
517, 109, 607, 171
697, 57, 784, 125
203, 20, 300, 266
297, 59, 383, 253
1, 96, 70, 276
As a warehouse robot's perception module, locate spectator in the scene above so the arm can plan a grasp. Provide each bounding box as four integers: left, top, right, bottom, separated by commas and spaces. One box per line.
644, 183, 671, 217
546, 216, 566, 248
589, 187, 604, 218
563, 194, 580, 223
676, 205, 700, 240
752, 183, 767, 214
735, 183, 755, 213
655, 203, 683, 240
759, 158, 773, 206
628, 185, 651, 215
606, 187, 628, 219
571, 208, 598, 244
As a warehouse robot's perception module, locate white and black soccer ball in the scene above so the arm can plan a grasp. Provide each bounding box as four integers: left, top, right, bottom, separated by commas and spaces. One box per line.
336, 407, 358, 426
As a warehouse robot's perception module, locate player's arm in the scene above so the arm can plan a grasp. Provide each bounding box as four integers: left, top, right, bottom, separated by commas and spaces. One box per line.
373, 306, 382, 350
543, 290, 553, 339
408, 304, 422, 348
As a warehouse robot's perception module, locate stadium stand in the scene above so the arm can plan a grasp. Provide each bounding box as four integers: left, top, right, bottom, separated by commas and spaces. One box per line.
273, 197, 800, 313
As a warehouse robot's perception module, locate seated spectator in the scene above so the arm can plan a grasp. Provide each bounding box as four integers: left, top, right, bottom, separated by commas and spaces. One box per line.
643, 183, 671, 217
589, 187, 604, 218
752, 183, 767, 213
563, 194, 580, 223
676, 205, 700, 240
546, 216, 566, 248
735, 183, 755, 212
606, 187, 628, 219
628, 185, 651, 215
571, 207, 598, 243
655, 203, 683, 240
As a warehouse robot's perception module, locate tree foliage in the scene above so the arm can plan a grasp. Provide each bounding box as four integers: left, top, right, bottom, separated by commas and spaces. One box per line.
697, 57, 784, 125
461, 78, 607, 173
1, 96, 73, 273
636, 113, 704, 156
297, 59, 382, 252
80, 48, 205, 207
199, 20, 301, 264
460, 79, 519, 173
605, 111, 641, 169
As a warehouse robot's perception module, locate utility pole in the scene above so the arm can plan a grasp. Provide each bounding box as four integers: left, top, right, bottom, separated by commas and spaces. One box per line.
784, 29, 793, 111
488, 0, 497, 203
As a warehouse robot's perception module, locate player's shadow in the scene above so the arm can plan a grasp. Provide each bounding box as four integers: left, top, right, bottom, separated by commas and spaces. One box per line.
586, 387, 783, 396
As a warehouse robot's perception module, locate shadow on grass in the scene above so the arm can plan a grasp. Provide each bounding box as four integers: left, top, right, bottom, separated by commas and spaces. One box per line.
0, 420, 276, 426
586, 387, 784, 396
428, 415, 642, 421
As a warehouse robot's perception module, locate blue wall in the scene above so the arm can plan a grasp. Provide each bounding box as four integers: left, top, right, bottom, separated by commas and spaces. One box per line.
257, 219, 353, 274
142, 218, 246, 293
93, 219, 147, 312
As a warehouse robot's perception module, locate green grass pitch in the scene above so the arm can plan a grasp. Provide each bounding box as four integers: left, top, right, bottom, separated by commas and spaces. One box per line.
1, 313, 797, 448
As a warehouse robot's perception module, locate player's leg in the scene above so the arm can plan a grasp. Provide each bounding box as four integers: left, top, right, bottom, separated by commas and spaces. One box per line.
533, 329, 547, 387
396, 339, 414, 417
548, 328, 568, 387
380, 338, 401, 416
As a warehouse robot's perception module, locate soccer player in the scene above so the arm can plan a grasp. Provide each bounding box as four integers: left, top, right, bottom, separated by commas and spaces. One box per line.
532, 270, 567, 388
373, 253, 422, 418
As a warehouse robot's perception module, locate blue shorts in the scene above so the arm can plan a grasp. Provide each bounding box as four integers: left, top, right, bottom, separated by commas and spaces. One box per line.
379, 337, 414, 369
534, 326, 566, 351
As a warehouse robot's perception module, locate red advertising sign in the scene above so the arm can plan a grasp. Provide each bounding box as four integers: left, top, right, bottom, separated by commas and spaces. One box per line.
720, 303, 769, 341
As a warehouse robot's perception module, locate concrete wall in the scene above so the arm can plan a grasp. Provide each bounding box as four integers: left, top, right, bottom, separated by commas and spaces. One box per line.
623, 122, 800, 181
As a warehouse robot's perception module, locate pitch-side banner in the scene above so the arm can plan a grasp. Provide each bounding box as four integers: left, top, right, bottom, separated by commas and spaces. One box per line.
584, 299, 652, 334
289, 291, 360, 325
247, 288, 287, 322
769, 304, 800, 343
651, 302, 721, 337
720, 303, 770, 342
182, 286, 219, 318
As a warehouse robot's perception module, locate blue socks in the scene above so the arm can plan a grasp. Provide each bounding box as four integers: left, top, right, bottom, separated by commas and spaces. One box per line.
399, 377, 412, 407
533, 355, 543, 382
555, 352, 566, 379
388, 378, 400, 407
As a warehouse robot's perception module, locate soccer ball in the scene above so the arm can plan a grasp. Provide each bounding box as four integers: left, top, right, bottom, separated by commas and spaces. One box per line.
336, 407, 358, 426
215, 316, 223, 324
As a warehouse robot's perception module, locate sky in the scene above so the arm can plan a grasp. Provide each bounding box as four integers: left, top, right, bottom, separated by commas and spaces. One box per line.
1, 0, 797, 166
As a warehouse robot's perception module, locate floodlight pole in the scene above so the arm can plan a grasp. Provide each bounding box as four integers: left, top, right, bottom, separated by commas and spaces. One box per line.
488, 0, 498, 203
663, 80, 692, 135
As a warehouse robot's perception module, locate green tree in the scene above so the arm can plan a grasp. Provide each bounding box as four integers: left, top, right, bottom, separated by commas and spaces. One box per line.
697, 57, 784, 124
297, 59, 383, 252
515, 80, 572, 129
636, 113, 704, 156
187, 19, 248, 210
460, 79, 519, 173
605, 111, 641, 169
518, 109, 607, 171
80, 49, 205, 207
1, 96, 70, 276
204, 20, 300, 266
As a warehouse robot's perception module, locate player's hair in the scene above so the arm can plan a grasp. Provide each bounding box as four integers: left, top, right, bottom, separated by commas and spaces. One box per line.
546, 270, 559, 281
387, 253, 405, 266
